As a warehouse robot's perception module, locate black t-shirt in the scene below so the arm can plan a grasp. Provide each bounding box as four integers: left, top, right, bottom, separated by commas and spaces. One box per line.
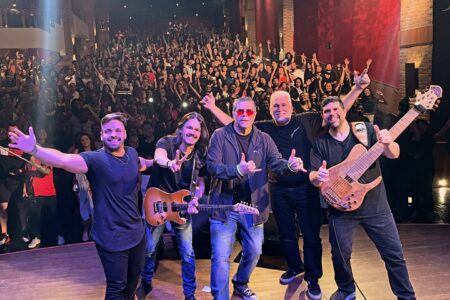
310, 123, 391, 217
80, 147, 144, 252
256, 112, 324, 187
148, 136, 206, 195
233, 130, 252, 204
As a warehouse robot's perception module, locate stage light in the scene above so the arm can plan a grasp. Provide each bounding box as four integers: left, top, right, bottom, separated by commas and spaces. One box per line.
182, 102, 188, 108
438, 179, 448, 187
123, 5, 127, 8
148, 97, 154, 103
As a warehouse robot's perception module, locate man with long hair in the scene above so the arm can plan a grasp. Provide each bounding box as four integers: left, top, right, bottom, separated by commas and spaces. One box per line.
138, 112, 209, 300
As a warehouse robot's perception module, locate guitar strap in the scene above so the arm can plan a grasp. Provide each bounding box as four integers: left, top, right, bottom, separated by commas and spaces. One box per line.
189, 156, 199, 197
351, 122, 369, 148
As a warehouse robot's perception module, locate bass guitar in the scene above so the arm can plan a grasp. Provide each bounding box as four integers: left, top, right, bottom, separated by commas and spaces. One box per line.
320, 85, 443, 211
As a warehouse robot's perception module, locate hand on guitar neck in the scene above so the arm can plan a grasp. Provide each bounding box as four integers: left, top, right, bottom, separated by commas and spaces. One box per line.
187, 196, 199, 214
374, 125, 399, 159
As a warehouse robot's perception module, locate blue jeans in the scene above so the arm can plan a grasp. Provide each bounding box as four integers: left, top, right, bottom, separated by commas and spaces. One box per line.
142, 219, 196, 297
210, 212, 264, 300
270, 183, 323, 282
329, 212, 416, 299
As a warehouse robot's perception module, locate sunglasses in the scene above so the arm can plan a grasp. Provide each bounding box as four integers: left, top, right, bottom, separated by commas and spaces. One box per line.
236, 109, 255, 117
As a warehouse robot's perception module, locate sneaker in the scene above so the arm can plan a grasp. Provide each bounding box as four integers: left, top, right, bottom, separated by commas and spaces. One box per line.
135, 280, 152, 300
82, 231, 89, 242
306, 280, 322, 299
329, 289, 356, 300
280, 269, 305, 284
57, 235, 65, 246
0, 233, 10, 246
28, 238, 41, 249
22, 235, 31, 243
233, 285, 258, 300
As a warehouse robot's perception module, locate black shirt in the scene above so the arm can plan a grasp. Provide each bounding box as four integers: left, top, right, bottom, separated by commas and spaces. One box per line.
310, 123, 391, 217
148, 136, 206, 194
233, 129, 252, 204
256, 112, 324, 187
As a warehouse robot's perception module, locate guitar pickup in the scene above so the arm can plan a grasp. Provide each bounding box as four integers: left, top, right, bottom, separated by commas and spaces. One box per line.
153, 201, 169, 213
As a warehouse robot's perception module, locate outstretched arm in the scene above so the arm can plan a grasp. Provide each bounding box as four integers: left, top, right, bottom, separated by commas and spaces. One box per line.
200, 93, 233, 126
8, 127, 88, 174
342, 71, 370, 112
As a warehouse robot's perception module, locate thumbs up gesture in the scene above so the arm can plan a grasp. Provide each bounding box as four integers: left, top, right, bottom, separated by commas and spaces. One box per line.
287, 149, 307, 173
237, 153, 262, 176
316, 160, 329, 183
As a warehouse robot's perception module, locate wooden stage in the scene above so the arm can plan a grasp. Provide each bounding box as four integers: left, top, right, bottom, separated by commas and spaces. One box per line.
1, 224, 449, 300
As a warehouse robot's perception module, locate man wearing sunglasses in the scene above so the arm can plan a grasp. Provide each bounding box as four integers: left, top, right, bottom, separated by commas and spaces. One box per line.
206, 96, 307, 300
202, 71, 370, 299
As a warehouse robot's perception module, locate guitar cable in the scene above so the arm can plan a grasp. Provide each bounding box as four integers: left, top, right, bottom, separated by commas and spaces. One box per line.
330, 215, 367, 300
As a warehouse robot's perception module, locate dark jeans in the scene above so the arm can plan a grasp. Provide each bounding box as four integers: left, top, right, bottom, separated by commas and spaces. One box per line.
95, 236, 146, 300
329, 212, 416, 299
26, 196, 59, 244
270, 183, 323, 282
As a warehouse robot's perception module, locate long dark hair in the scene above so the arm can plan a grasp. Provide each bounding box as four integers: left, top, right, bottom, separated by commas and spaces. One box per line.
174, 112, 209, 163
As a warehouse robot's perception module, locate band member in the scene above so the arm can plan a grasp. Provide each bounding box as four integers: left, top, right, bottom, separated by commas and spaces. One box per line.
138, 112, 209, 300
309, 97, 415, 300
207, 97, 307, 300
8, 113, 153, 300
201, 72, 370, 299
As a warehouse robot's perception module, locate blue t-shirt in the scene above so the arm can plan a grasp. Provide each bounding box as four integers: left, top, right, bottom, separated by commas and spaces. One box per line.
80, 147, 144, 251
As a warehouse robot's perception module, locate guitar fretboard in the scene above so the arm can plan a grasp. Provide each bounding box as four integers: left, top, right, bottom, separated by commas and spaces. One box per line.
346, 108, 420, 181
173, 203, 237, 212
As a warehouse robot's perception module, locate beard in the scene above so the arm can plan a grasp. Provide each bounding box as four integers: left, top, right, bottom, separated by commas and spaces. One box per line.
102, 138, 124, 152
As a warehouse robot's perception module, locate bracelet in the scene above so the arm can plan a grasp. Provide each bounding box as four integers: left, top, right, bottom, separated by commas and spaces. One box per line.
287, 162, 298, 173
30, 145, 38, 156
236, 164, 244, 177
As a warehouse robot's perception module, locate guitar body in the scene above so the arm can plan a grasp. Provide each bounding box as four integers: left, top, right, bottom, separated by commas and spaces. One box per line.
144, 188, 191, 226
320, 144, 382, 211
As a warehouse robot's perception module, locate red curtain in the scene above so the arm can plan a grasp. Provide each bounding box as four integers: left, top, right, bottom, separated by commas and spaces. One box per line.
294, 0, 400, 87
256, 0, 278, 48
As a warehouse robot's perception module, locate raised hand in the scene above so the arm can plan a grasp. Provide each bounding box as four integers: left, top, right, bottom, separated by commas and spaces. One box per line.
316, 160, 329, 183
168, 149, 188, 173
8, 127, 37, 153
287, 149, 307, 173
200, 92, 216, 110
354, 70, 370, 90
374, 125, 392, 145
237, 153, 261, 176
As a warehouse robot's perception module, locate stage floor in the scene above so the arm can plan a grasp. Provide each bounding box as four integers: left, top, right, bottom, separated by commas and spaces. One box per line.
1, 224, 449, 300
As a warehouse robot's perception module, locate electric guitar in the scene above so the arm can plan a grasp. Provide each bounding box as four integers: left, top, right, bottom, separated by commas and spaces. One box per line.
144, 187, 259, 226
320, 85, 443, 211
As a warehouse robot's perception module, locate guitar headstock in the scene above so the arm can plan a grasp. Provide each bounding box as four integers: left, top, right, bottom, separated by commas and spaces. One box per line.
415, 85, 443, 111
234, 202, 260, 216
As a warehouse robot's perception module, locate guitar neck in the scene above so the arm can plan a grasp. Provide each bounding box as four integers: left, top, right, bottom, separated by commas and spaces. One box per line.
347, 108, 420, 180
173, 203, 236, 212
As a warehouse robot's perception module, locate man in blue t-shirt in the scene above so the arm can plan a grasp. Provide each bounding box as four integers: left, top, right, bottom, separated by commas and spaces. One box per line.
8, 112, 153, 300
